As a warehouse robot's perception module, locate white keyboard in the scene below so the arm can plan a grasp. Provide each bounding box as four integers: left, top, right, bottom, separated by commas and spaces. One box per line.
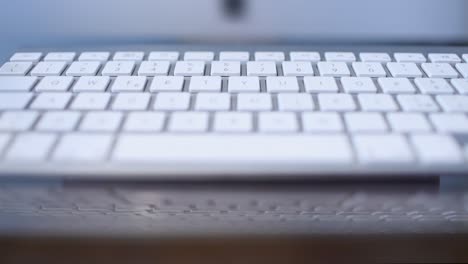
1, 50, 468, 178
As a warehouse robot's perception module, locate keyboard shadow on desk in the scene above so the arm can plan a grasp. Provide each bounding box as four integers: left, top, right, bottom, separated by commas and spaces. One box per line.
0, 180, 467, 236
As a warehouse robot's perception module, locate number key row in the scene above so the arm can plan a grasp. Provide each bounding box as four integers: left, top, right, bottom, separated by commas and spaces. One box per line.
2, 60, 468, 78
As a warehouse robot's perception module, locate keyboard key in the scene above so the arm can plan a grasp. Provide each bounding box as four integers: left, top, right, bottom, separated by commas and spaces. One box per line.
353, 134, 413, 164
195, 93, 230, 111
387, 62, 422, 78
282, 61, 314, 76
101, 61, 135, 76
0, 111, 39, 131
325, 52, 356, 62
302, 112, 344, 132
53, 133, 114, 162
397, 95, 439, 112
394, 53, 426, 63
70, 93, 111, 110
219, 52, 250, 62
317, 62, 350, 77
290, 52, 321, 62
428, 53, 461, 63
359, 53, 391, 63
455, 63, 468, 78
237, 93, 272, 111
35, 76, 74, 92
210, 61, 241, 76
111, 76, 147, 92
10, 52, 42, 62
436, 95, 468, 112
228, 76, 260, 93
0, 93, 34, 110
189, 76, 222, 92
78, 52, 110, 62
415, 78, 454, 94
153, 93, 191, 110
148, 52, 179, 62
318, 93, 356, 111
80, 112, 123, 132
387, 113, 431, 132
246, 61, 277, 76
150, 76, 184, 92
184, 52, 214, 62
0, 62, 33, 76
303, 77, 338, 93
30, 61, 67, 76
463, 54, 468, 63
266, 76, 299, 92
410, 134, 462, 164
255, 52, 285, 62
44, 52, 76, 62
73, 76, 110, 92
429, 113, 468, 133
65, 61, 100, 76
421, 63, 458, 78
113, 52, 144, 61
36, 111, 81, 131
168, 112, 209, 132
277, 93, 314, 111
113, 134, 353, 164
6, 133, 57, 161
138, 61, 171, 76
112, 93, 151, 110
352, 62, 387, 77
123, 112, 166, 132
451, 79, 468, 94
174, 61, 205, 76
0, 76, 38, 92
341, 77, 377, 93
30, 92, 72, 110
344, 112, 388, 132
358, 94, 398, 111
258, 112, 298, 133
378, 77, 415, 94
213, 112, 252, 132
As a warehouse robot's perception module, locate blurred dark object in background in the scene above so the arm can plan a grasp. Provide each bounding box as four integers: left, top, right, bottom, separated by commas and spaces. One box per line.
223, 0, 246, 20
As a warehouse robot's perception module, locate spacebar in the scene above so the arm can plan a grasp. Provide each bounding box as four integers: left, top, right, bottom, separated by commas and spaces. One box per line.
113, 134, 353, 164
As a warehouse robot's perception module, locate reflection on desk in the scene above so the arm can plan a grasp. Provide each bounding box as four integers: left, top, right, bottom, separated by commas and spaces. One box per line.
0, 180, 467, 236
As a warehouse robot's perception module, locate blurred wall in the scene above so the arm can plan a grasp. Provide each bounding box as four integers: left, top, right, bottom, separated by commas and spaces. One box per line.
0, 0, 467, 59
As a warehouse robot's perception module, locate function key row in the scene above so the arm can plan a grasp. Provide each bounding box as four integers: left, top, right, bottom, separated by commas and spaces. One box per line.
8, 52, 468, 63
2, 60, 468, 78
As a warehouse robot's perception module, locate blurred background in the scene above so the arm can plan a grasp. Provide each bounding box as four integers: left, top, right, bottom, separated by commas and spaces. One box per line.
0, 0, 467, 61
